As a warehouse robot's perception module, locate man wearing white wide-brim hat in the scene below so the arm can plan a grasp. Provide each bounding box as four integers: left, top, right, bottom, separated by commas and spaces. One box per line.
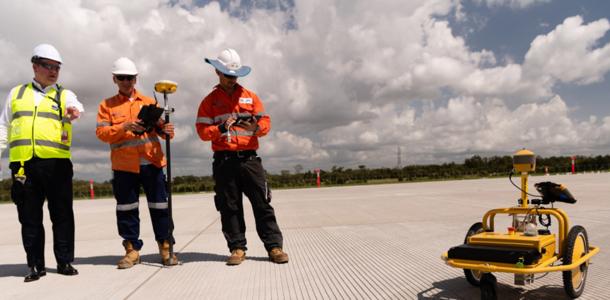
196, 48, 288, 265
0, 43, 84, 282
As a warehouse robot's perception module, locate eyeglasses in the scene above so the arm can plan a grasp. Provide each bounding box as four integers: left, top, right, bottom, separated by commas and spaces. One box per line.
36, 61, 61, 72
115, 75, 136, 81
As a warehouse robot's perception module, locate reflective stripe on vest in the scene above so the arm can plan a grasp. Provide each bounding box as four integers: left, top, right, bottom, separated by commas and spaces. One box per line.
214, 112, 267, 124
221, 130, 255, 137
36, 140, 70, 151
12, 111, 34, 119
197, 112, 268, 125
9, 139, 32, 147
196, 117, 213, 124
110, 136, 161, 150
8, 83, 72, 162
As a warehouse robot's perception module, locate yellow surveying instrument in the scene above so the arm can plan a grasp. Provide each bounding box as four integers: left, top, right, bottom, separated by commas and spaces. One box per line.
442, 149, 599, 299
153, 79, 179, 266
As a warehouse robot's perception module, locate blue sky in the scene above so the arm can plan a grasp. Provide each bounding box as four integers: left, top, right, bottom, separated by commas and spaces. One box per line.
454, 0, 610, 119
1, 0, 610, 181
457, 1, 609, 59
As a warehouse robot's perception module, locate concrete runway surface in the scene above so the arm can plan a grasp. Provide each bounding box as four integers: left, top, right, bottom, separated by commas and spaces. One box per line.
0, 173, 608, 299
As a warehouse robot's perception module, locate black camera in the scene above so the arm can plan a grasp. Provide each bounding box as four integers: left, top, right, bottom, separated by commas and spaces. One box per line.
134, 104, 164, 135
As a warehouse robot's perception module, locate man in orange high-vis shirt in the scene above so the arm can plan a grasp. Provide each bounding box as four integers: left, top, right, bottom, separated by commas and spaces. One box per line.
196, 48, 288, 265
96, 57, 178, 269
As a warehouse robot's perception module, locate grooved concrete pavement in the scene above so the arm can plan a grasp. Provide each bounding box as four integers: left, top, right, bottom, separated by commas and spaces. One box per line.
0, 173, 608, 299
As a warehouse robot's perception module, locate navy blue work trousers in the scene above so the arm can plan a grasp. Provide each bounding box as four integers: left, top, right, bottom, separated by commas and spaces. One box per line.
212, 153, 283, 251
112, 164, 173, 250
10, 158, 75, 268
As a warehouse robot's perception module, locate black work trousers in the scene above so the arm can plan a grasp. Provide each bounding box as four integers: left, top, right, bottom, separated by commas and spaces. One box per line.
212, 153, 283, 251
10, 158, 75, 268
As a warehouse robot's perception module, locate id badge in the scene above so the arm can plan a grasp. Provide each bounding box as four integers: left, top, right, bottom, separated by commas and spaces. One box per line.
61, 130, 69, 143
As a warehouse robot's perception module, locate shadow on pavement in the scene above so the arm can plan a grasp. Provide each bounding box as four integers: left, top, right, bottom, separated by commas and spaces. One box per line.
0, 264, 27, 278
73, 252, 271, 266
75, 255, 122, 266
0, 264, 59, 278
417, 276, 572, 299
518, 285, 571, 300
416, 277, 478, 299
176, 252, 270, 263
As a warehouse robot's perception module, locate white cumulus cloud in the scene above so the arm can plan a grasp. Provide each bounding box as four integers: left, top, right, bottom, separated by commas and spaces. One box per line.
1, 0, 609, 180
524, 15, 610, 85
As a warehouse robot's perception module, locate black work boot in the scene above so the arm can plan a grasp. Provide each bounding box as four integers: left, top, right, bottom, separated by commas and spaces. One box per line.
57, 263, 78, 275
37, 265, 47, 277
24, 267, 39, 282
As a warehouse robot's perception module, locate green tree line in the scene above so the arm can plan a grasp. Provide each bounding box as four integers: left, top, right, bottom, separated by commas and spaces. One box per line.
1, 154, 609, 202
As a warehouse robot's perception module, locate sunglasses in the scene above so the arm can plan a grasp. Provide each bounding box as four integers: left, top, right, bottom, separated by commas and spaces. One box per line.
37, 61, 61, 72
115, 75, 136, 81
221, 73, 237, 79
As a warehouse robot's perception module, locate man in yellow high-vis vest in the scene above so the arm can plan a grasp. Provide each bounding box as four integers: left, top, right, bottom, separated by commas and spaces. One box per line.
0, 44, 84, 282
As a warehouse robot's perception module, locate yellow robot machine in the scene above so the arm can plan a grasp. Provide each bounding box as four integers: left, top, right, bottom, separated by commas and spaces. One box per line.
441, 149, 599, 299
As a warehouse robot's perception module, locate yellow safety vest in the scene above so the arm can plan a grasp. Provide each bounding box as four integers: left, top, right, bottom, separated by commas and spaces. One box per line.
8, 83, 72, 161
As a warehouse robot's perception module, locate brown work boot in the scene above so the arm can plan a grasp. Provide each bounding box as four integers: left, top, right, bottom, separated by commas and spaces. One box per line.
117, 241, 140, 269
268, 247, 289, 264
157, 240, 179, 266
226, 249, 246, 266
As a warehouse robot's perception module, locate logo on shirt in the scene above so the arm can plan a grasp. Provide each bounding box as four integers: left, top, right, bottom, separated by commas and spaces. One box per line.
239, 97, 253, 105
51, 104, 59, 111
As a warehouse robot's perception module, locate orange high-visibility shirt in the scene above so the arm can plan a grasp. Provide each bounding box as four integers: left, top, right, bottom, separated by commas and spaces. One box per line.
196, 84, 270, 152
96, 89, 172, 173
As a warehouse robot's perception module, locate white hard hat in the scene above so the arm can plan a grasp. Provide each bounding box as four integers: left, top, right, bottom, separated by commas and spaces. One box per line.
112, 57, 138, 75
204, 48, 251, 77
32, 44, 63, 64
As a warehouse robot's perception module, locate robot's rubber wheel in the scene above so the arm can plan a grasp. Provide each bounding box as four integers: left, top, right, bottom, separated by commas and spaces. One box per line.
480, 273, 498, 300
480, 273, 497, 300
463, 222, 484, 286
562, 225, 589, 298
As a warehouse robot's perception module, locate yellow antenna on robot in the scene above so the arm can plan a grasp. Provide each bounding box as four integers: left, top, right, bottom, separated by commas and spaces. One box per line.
512, 149, 536, 208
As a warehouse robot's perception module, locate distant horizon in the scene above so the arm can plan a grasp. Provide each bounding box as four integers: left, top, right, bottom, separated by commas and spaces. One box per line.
68, 151, 610, 183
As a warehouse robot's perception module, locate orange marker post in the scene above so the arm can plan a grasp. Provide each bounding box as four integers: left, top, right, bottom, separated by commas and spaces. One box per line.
89, 179, 95, 200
